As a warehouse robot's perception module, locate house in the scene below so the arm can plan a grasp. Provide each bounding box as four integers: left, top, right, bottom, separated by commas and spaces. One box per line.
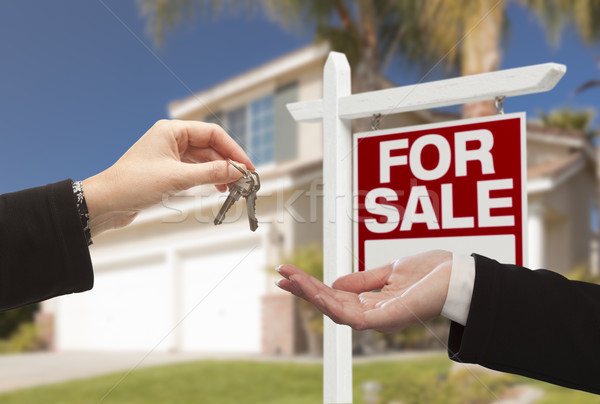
41, 44, 598, 355
525, 124, 597, 272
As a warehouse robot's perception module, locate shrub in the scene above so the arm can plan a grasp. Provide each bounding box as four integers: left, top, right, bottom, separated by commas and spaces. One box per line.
380, 366, 515, 404
0, 303, 38, 339
6, 322, 47, 353
279, 244, 324, 355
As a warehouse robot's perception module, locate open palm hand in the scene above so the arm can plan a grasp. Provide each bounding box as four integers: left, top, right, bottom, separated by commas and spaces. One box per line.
276, 250, 452, 333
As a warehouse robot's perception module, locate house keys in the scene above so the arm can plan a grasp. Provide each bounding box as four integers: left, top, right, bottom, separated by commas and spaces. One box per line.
214, 159, 260, 231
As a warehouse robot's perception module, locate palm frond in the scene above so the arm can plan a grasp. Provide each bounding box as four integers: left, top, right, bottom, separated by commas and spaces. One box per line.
575, 79, 600, 95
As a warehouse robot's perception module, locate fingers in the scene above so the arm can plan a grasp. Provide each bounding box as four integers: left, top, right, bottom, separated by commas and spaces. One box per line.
180, 148, 243, 193
214, 184, 228, 193
274, 255, 450, 334
181, 147, 224, 164
177, 160, 247, 188
276, 265, 340, 312
274, 278, 307, 300
332, 263, 393, 293
151, 119, 256, 188
275, 265, 369, 330
176, 120, 255, 170
275, 263, 305, 279
311, 291, 346, 326
276, 265, 329, 300
275, 265, 312, 301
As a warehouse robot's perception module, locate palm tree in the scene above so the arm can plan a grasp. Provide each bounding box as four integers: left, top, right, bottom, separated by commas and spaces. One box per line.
138, 1, 436, 95
138, 1, 450, 135
137, 0, 600, 118
537, 108, 596, 137
575, 57, 600, 97
415, 0, 503, 117
419, 0, 600, 117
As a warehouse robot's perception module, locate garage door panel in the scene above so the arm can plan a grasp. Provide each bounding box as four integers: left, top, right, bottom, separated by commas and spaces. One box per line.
181, 245, 265, 352
56, 259, 174, 351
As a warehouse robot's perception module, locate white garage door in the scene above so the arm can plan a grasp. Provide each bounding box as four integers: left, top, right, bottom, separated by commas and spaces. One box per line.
55, 256, 174, 351
180, 242, 265, 353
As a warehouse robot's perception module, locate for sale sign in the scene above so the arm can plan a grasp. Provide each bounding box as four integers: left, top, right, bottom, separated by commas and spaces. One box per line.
354, 113, 527, 271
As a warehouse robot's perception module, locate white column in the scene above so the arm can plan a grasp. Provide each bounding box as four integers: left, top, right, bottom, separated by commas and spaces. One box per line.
167, 248, 183, 352
527, 204, 545, 269
322, 52, 353, 404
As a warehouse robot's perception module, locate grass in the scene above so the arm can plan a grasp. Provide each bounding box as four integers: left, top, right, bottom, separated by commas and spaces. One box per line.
527, 380, 600, 404
0, 354, 597, 403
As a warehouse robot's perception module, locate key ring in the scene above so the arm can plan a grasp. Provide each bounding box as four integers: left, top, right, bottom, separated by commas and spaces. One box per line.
227, 159, 248, 177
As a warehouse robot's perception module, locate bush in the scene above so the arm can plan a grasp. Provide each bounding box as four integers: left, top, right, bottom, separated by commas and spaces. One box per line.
567, 263, 600, 284
380, 317, 450, 351
0, 303, 39, 339
281, 244, 324, 355
380, 366, 515, 404
5, 322, 47, 353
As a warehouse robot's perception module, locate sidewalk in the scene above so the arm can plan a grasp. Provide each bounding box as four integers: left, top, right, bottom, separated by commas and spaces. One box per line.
0, 350, 442, 393
0, 351, 228, 393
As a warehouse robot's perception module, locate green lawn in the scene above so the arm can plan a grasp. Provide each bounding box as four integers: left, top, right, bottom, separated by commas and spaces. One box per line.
0, 355, 597, 403
528, 381, 600, 404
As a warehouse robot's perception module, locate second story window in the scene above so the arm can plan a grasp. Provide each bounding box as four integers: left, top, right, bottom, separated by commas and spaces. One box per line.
226, 106, 248, 153
250, 95, 274, 167
224, 94, 274, 167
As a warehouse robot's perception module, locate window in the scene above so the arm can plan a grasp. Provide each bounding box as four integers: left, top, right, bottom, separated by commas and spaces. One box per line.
250, 95, 274, 166
223, 94, 274, 167
226, 106, 248, 152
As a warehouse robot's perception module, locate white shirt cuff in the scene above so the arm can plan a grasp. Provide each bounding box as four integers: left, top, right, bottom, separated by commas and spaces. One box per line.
441, 252, 475, 326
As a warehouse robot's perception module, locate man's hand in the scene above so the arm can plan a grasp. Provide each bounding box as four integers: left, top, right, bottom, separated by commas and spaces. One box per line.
82, 119, 254, 237
275, 250, 452, 333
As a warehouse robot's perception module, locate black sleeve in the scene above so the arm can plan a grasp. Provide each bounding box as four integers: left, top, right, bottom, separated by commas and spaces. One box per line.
447, 254, 600, 394
0, 179, 94, 311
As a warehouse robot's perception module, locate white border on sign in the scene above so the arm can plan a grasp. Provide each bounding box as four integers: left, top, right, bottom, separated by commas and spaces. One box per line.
352, 112, 528, 272
365, 235, 516, 270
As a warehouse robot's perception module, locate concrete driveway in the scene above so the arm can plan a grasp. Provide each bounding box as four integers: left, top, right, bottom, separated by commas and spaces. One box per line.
0, 351, 239, 393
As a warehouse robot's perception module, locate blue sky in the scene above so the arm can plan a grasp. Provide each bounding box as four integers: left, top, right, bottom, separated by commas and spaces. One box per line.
1, 1, 599, 194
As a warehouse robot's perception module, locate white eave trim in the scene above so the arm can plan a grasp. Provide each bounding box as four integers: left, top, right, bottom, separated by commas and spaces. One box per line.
527, 131, 584, 148
527, 155, 586, 194
91, 229, 261, 270
169, 43, 330, 119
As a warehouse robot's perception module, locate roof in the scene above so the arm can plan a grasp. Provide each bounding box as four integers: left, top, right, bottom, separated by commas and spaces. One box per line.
168, 43, 330, 119
527, 151, 588, 194
527, 152, 584, 180
527, 121, 587, 140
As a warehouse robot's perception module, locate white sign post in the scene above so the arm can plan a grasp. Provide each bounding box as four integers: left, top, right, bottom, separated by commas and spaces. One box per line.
287, 52, 565, 404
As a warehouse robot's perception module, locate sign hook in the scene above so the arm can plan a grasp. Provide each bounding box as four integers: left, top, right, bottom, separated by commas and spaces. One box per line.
371, 113, 382, 130
495, 96, 506, 115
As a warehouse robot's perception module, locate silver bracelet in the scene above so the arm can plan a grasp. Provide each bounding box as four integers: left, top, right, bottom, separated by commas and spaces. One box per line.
72, 180, 92, 246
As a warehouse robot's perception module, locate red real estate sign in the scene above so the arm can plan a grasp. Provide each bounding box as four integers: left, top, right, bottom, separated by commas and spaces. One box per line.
354, 113, 527, 272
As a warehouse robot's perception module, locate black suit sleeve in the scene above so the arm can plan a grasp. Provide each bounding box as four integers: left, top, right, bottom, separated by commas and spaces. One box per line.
448, 254, 600, 394
0, 180, 94, 311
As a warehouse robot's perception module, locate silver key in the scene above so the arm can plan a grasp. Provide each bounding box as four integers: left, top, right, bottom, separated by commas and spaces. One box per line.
214, 160, 260, 231
213, 183, 244, 226
245, 172, 260, 231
